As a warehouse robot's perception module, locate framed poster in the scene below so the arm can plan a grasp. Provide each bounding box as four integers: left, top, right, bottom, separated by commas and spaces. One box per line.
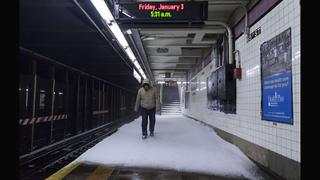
260, 28, 293, 124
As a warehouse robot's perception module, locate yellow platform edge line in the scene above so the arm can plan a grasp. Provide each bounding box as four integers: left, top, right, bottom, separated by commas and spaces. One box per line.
45, 162, 81, 180
85, 166, 114, 180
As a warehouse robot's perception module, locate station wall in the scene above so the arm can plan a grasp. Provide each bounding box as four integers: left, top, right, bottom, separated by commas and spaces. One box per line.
181, 0, 300, 178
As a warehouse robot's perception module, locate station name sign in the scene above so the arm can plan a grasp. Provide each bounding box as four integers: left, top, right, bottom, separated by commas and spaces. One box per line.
115, 1, 208, 23
248, 27, 261, 42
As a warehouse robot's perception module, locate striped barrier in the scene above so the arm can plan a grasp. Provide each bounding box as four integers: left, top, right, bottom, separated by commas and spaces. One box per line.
19, 114, 68, 126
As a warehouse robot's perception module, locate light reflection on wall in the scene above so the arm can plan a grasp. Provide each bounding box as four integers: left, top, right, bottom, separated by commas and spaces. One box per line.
294, 50, 300, 62
199, 82, 207, 91
246, 65, 260, 78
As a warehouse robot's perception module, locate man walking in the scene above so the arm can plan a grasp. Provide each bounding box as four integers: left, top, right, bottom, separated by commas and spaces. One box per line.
134, 79, 160, 139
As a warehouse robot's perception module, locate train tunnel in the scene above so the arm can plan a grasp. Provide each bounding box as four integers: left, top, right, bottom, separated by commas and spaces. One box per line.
19, 0, 301, 179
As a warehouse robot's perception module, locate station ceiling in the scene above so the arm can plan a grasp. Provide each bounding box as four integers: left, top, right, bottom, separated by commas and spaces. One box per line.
118, 0, 251, 82
20, 0, 140, 90
20, 0, 252, 86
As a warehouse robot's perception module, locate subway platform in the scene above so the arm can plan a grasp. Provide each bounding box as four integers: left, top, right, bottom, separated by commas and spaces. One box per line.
46, 115, 275, 180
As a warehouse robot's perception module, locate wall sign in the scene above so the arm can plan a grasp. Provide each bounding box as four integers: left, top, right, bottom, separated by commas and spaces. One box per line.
248, 27, 261, 42
115, 1, 208, 23
260, 28, 293, 124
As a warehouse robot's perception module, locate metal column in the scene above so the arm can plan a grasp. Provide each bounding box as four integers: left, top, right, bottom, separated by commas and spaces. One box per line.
102, 83, 105, 124
64, 71, 69, 138
50, 66, 55, 143
84, 78, 88, 131
92, 79, 94, 128
76, 74, 80, 133
30, 59, 37, 151
98, 81, 101, 126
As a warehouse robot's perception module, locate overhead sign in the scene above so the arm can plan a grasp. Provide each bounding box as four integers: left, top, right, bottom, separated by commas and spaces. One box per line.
115, 1, 208, 23
260, 28, 293, 124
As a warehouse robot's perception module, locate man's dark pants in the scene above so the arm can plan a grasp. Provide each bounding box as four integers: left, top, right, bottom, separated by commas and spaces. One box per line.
141, 107, 156, 136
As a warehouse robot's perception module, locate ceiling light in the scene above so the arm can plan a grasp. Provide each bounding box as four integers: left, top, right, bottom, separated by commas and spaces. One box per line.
91, 0, 147, 80
143, 37, 156, 41
126, 29, 132, 34
90, 0, 114, 25
122, 11, 133, 18
125, 48, 136, 61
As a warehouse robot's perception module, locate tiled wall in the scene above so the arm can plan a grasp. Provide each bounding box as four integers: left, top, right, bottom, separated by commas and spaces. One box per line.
182, 0, 300, 162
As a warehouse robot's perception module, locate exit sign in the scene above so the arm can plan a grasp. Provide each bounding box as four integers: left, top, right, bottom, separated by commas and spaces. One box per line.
115, 1, 208, 23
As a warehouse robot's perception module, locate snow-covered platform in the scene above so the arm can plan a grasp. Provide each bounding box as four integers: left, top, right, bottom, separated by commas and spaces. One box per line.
47, 115, 275, 180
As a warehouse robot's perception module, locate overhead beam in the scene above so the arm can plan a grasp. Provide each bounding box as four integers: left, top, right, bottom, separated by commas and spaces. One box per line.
140, 28, 227, 34
149, 57, 197, 62
150, 62, 196, 65
20, 1, 75, 7
151, 67, 192, 70
146, 44, 212, 48
208, 0, 248, 5
148, 55, 201, 58
153, 70, 186, 73
146, 49, 205, 56
20, 29, 99, 33
21, 44, 114, 48
152, 68, 191, 70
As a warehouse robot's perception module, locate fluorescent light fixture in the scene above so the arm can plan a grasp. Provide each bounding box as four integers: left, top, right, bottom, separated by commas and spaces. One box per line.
139, 71, 145, 78
125, 48, 135, 61
158, 81, 165, 84
126, 29, 132, 34
90, 0, 114, 24
91, 0, 128, 48
91, 0, 147, 80
133, 61, 141, 70
133, 69, 141, 83
108, 23, 129, 48
143, 37, 156, 41
138, 68, 144, 74
122, 11, 133, 18
177, 82, 182, 84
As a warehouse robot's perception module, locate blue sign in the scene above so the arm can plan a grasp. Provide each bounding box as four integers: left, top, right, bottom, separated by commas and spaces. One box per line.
260, 28, 293, 124
262, 72, 292, 123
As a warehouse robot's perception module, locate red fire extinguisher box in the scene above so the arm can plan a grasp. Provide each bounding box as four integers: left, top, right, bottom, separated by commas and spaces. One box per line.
233, 67, 242, 80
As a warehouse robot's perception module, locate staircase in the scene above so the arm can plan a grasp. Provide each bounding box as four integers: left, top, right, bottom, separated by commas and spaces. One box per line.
161, 84, 181, 115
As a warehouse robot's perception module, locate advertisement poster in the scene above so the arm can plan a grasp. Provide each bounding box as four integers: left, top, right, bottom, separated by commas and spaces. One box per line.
260, 28, 293, 124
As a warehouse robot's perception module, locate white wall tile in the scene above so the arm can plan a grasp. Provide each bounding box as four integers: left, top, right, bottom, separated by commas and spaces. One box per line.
182, 0, 300, 162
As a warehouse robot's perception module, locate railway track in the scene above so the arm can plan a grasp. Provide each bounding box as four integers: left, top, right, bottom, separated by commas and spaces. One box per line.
19, 116, 137, 180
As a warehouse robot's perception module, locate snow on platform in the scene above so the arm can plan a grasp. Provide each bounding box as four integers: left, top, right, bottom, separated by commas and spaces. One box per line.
72, 115, 263, 179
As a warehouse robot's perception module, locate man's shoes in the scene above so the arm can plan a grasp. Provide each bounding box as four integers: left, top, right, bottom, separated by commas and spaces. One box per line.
142, 135, 147, 139
150, 132, 154, 137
